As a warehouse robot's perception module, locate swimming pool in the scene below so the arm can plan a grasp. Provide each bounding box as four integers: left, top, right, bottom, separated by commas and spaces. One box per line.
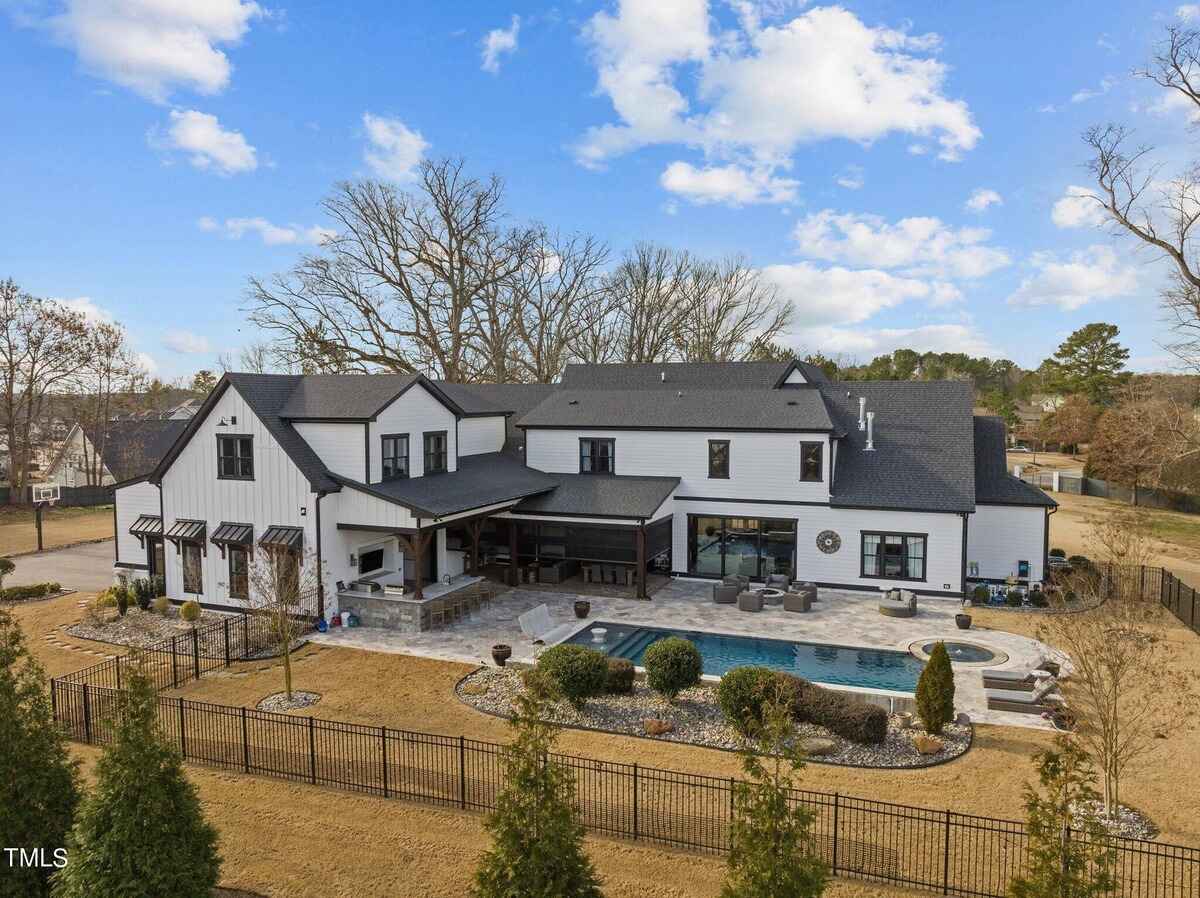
564, 623, 925, 692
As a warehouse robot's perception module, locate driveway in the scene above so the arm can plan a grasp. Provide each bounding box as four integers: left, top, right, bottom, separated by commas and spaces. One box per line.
6, 540, 114, 593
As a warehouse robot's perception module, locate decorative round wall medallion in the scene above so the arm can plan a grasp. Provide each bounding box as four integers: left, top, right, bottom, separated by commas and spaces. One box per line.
816, 530, 841, 554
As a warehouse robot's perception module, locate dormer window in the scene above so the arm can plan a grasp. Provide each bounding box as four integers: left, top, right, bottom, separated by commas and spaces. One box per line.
423, 431, 448, 475
800, 441, 822, 482
579, 438, 614, 474
381, 434, 409, 480
217, 435, 253, 480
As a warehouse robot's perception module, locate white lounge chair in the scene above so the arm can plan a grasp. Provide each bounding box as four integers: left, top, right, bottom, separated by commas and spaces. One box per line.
518, 604, 578, 645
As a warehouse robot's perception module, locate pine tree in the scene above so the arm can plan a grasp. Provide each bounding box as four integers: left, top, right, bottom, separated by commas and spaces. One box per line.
0, 608, 79, 898
1009, 738, 1116, 898
1043, 323, 1130, 406
915, 641, 956, 735
722, 679, 827, 898
53, 659, 220, 898
472, 672, 603, 898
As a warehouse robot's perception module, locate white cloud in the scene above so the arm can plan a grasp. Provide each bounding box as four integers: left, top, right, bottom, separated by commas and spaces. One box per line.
163, 329, 212, 354
1038, 103, 1057, 114
362, 113, 428, 181
965, 188, 1002, 213
1006, 245, 1138, 311
49, 0, 262, 102
135, 352, 159, 375
659, 161, 798, 205
761, 262, 958, 328
1070, 75, 1116, 104
1178, 5, 1200, 22
1051, 185, 1107, 228
793, 322, 999, 358
481, 15, 520, 73
835, 165, 864, 190
54, 296, 115, 324
160, 109, 257, 175
791, 209, 1010, 279
576, 3, 980, 171
197, 216, 334, 246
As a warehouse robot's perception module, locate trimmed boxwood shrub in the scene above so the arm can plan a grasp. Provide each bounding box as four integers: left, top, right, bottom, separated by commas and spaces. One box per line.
180, 600, 201, 623
604, 657, 635, 695
784, 674, 888, 745
717, 666, 776, 735
0, 581, 62, 602
971, 584, 990, 603
1049, 547, 1067, 559
132, 578, 154, 611
643, 636, 702, 701
536, 644, 608, 710
1029, 589, 1049, 608
1005, 588, 1024, 607
152, 596, 170, 615
1067, 554, 1091, 570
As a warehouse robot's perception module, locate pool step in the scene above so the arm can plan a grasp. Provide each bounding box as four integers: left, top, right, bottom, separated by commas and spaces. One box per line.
609, 629, 657, 660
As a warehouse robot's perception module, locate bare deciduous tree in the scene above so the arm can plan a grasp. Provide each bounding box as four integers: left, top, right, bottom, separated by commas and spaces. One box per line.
68, 322, 146, 486
674, 255, 792, 362
602, 243, 693, 364
1088, 383, 1200, 500
246, 547, 320, 701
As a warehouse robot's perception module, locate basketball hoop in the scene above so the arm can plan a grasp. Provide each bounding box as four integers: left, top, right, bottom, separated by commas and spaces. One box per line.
31, 484, 61, 507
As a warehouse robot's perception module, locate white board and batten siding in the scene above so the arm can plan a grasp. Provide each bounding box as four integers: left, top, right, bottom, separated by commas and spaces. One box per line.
368, 384, 458, 481
671, 499, 966, 596
293, 422, 364, 481
113, 480, 160, 568
159, 384, 315, 608
968, 504, 1046, 583
458, 416, 506, 457
524, 429, 831, 504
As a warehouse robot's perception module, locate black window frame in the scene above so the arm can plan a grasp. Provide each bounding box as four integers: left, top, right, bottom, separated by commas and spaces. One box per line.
860, 531, 927, 582
227, 545, 248, 600
216, 434, 254, 480
381, 433, 409, 481
182, 541, 204, 594
579, 437, 615, 475
423, 430, 448, 475
707, 439, 730, 479
799, 441, 823, 483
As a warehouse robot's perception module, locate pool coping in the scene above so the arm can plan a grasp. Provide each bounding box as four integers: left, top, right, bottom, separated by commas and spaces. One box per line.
907, 638, 1010, 668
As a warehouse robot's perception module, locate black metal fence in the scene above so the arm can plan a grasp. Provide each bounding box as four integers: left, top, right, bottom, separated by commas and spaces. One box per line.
1097, 564, 1199, 636
48, 680, 1199, 898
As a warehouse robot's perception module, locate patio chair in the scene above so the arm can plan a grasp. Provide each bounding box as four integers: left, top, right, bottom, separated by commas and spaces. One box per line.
737, 590, 763, 612
878, 590, 917, 618
712, 582, 739, 604
982, 668, 1048, 691
765, 573, 790, 591
723, 574, 750, 591
985, 678, 1062, 714
517, 603, 578, 645
783, 591, 811, 613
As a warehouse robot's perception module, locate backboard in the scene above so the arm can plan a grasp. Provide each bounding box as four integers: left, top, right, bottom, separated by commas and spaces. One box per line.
31, 483, 61, 506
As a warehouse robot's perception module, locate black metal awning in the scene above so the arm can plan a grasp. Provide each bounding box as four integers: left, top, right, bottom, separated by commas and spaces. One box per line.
164, 519, 206, 543
259, 525, 303, 552
129, 515, 162, 537
211, 522, 253, 555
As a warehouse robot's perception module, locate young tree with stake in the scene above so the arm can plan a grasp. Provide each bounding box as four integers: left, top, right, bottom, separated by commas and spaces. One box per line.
246, 545, 319, 702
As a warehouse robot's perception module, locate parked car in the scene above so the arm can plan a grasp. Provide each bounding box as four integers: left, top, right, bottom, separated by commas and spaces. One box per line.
1009, 446, 1031, 453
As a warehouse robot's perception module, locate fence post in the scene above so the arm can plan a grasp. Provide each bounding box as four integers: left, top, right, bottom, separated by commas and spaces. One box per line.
380, 727, 389, 798
82, 683, 92, 745
243, 614, 250, 658
241, 706, 250, 773
191, 627, 200, 680
171, 636, 179, 688
1061, 825, 1071, 886
942, 809, 952, 895
632, 763, 639, 841
831, 792, 840, 875
50, 678, 57, 721
179, 697, 187, 760
308, 716, 317, 785
224, 619, 231, 667
459, 735, 467, 810
115, 656, 121, 691
1140, 565, 1146, 600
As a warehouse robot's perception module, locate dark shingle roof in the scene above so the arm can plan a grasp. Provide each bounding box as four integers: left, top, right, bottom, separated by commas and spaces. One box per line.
518, 388, 833, 431
430, 381, 554, 417
820, 380, 977, 513
276, 373, 480, 419
560, 359, 826, 390
82, 419, 188, 482
514, 474, 679, 519
973, 416, 1057, 507
337, 452, 557, 518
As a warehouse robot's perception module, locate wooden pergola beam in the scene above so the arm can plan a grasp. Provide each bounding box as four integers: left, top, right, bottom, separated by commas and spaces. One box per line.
395, 528, 434, 601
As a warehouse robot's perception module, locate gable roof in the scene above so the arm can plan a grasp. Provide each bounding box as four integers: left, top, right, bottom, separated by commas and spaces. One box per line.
973, 416, 1057, 507
275, 373, 471, 420
820, 380, 977, 513
517, 387, 833, 432
55, 419, 188, 484
513, 473, 678, 519
560, 359, 827, 391
431, 381, 557, 418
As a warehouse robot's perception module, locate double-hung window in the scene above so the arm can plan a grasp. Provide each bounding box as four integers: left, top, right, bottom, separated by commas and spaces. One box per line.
217, 435, 253, 480
799, 442, 823, 482
861, 532, 926, 581
182, 542, 204, 593
579, 438, 615, 474
381, 434, 409, 480
423, 431, 447, 475
708, 440, 730, 479
227, 546, 248, 600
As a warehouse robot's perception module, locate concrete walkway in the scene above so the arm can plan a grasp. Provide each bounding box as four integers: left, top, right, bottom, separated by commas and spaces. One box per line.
6, 540, 114, 593
314, 578, 1064, 730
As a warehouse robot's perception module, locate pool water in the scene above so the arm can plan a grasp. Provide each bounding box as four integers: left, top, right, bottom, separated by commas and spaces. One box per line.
564, 623, 925, 692
922, 641, 997, 664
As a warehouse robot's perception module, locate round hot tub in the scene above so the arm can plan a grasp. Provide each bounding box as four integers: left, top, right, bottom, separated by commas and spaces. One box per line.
909, 640, 1007, 666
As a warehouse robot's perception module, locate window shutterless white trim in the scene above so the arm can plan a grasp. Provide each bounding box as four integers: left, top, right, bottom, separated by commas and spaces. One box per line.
216, 434, 254, 480
861, 530, 927, 582
799, 441, 822, 483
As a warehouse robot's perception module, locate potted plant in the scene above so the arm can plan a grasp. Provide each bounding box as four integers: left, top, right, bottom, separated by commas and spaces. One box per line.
491, 643, 512, 667
955, 612, 972, 630
574, 599, 591, 619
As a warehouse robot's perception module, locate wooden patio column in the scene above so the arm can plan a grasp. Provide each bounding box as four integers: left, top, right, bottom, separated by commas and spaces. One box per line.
466, 517, 485, 575
636, 523, 647, 600
396, 528, 433, 601
508, 520, 519, 587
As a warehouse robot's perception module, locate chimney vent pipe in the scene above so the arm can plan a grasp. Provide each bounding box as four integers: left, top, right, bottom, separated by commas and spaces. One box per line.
661, 371, 666, 382
865, 411, 875, 451
858, 397, 867, 431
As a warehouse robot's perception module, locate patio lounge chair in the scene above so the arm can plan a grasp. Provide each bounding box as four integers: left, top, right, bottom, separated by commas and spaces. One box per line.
985, 678, 1062, 714
765, 573, 790, 591
878, 590, 917, 618
783, 591, 811, 613
982, 667, 1052, 691
737, 590, 763, 612
713, 582, 739, 604
518, 603, 578, 645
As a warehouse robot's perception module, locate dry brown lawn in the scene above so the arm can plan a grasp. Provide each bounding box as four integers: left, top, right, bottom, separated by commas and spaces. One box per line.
0, 504, 114, 556
1006, 450, 1084, 472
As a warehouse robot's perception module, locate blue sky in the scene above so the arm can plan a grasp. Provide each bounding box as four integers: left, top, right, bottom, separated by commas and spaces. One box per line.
0, 0, 1192, 380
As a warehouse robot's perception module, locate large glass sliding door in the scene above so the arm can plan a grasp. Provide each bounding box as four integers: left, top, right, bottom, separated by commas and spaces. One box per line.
686, 515, 795, 580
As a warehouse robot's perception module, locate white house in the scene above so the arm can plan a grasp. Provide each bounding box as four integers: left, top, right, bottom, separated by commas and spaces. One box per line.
47, 419, 188, 487
111, 361, 1055, 627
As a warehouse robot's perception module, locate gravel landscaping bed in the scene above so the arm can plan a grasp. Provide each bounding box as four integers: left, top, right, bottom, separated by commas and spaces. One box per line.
1072, 799, 1159, 840
67, 607, 237, 649
256, 690, 322, 712
456, 667, 971, 769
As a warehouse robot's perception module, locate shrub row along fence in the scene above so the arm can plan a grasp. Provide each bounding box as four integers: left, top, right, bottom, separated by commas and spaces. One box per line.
1098, 563, 1199, 636
49, 677, 1199, 897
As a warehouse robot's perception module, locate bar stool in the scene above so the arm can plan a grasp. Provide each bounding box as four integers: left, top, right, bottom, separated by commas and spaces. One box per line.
428, 599, 448, 630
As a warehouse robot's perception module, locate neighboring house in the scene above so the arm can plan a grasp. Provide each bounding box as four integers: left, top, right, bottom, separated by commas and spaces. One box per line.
47, 420, 189, 487
111, 361, 1055, 624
